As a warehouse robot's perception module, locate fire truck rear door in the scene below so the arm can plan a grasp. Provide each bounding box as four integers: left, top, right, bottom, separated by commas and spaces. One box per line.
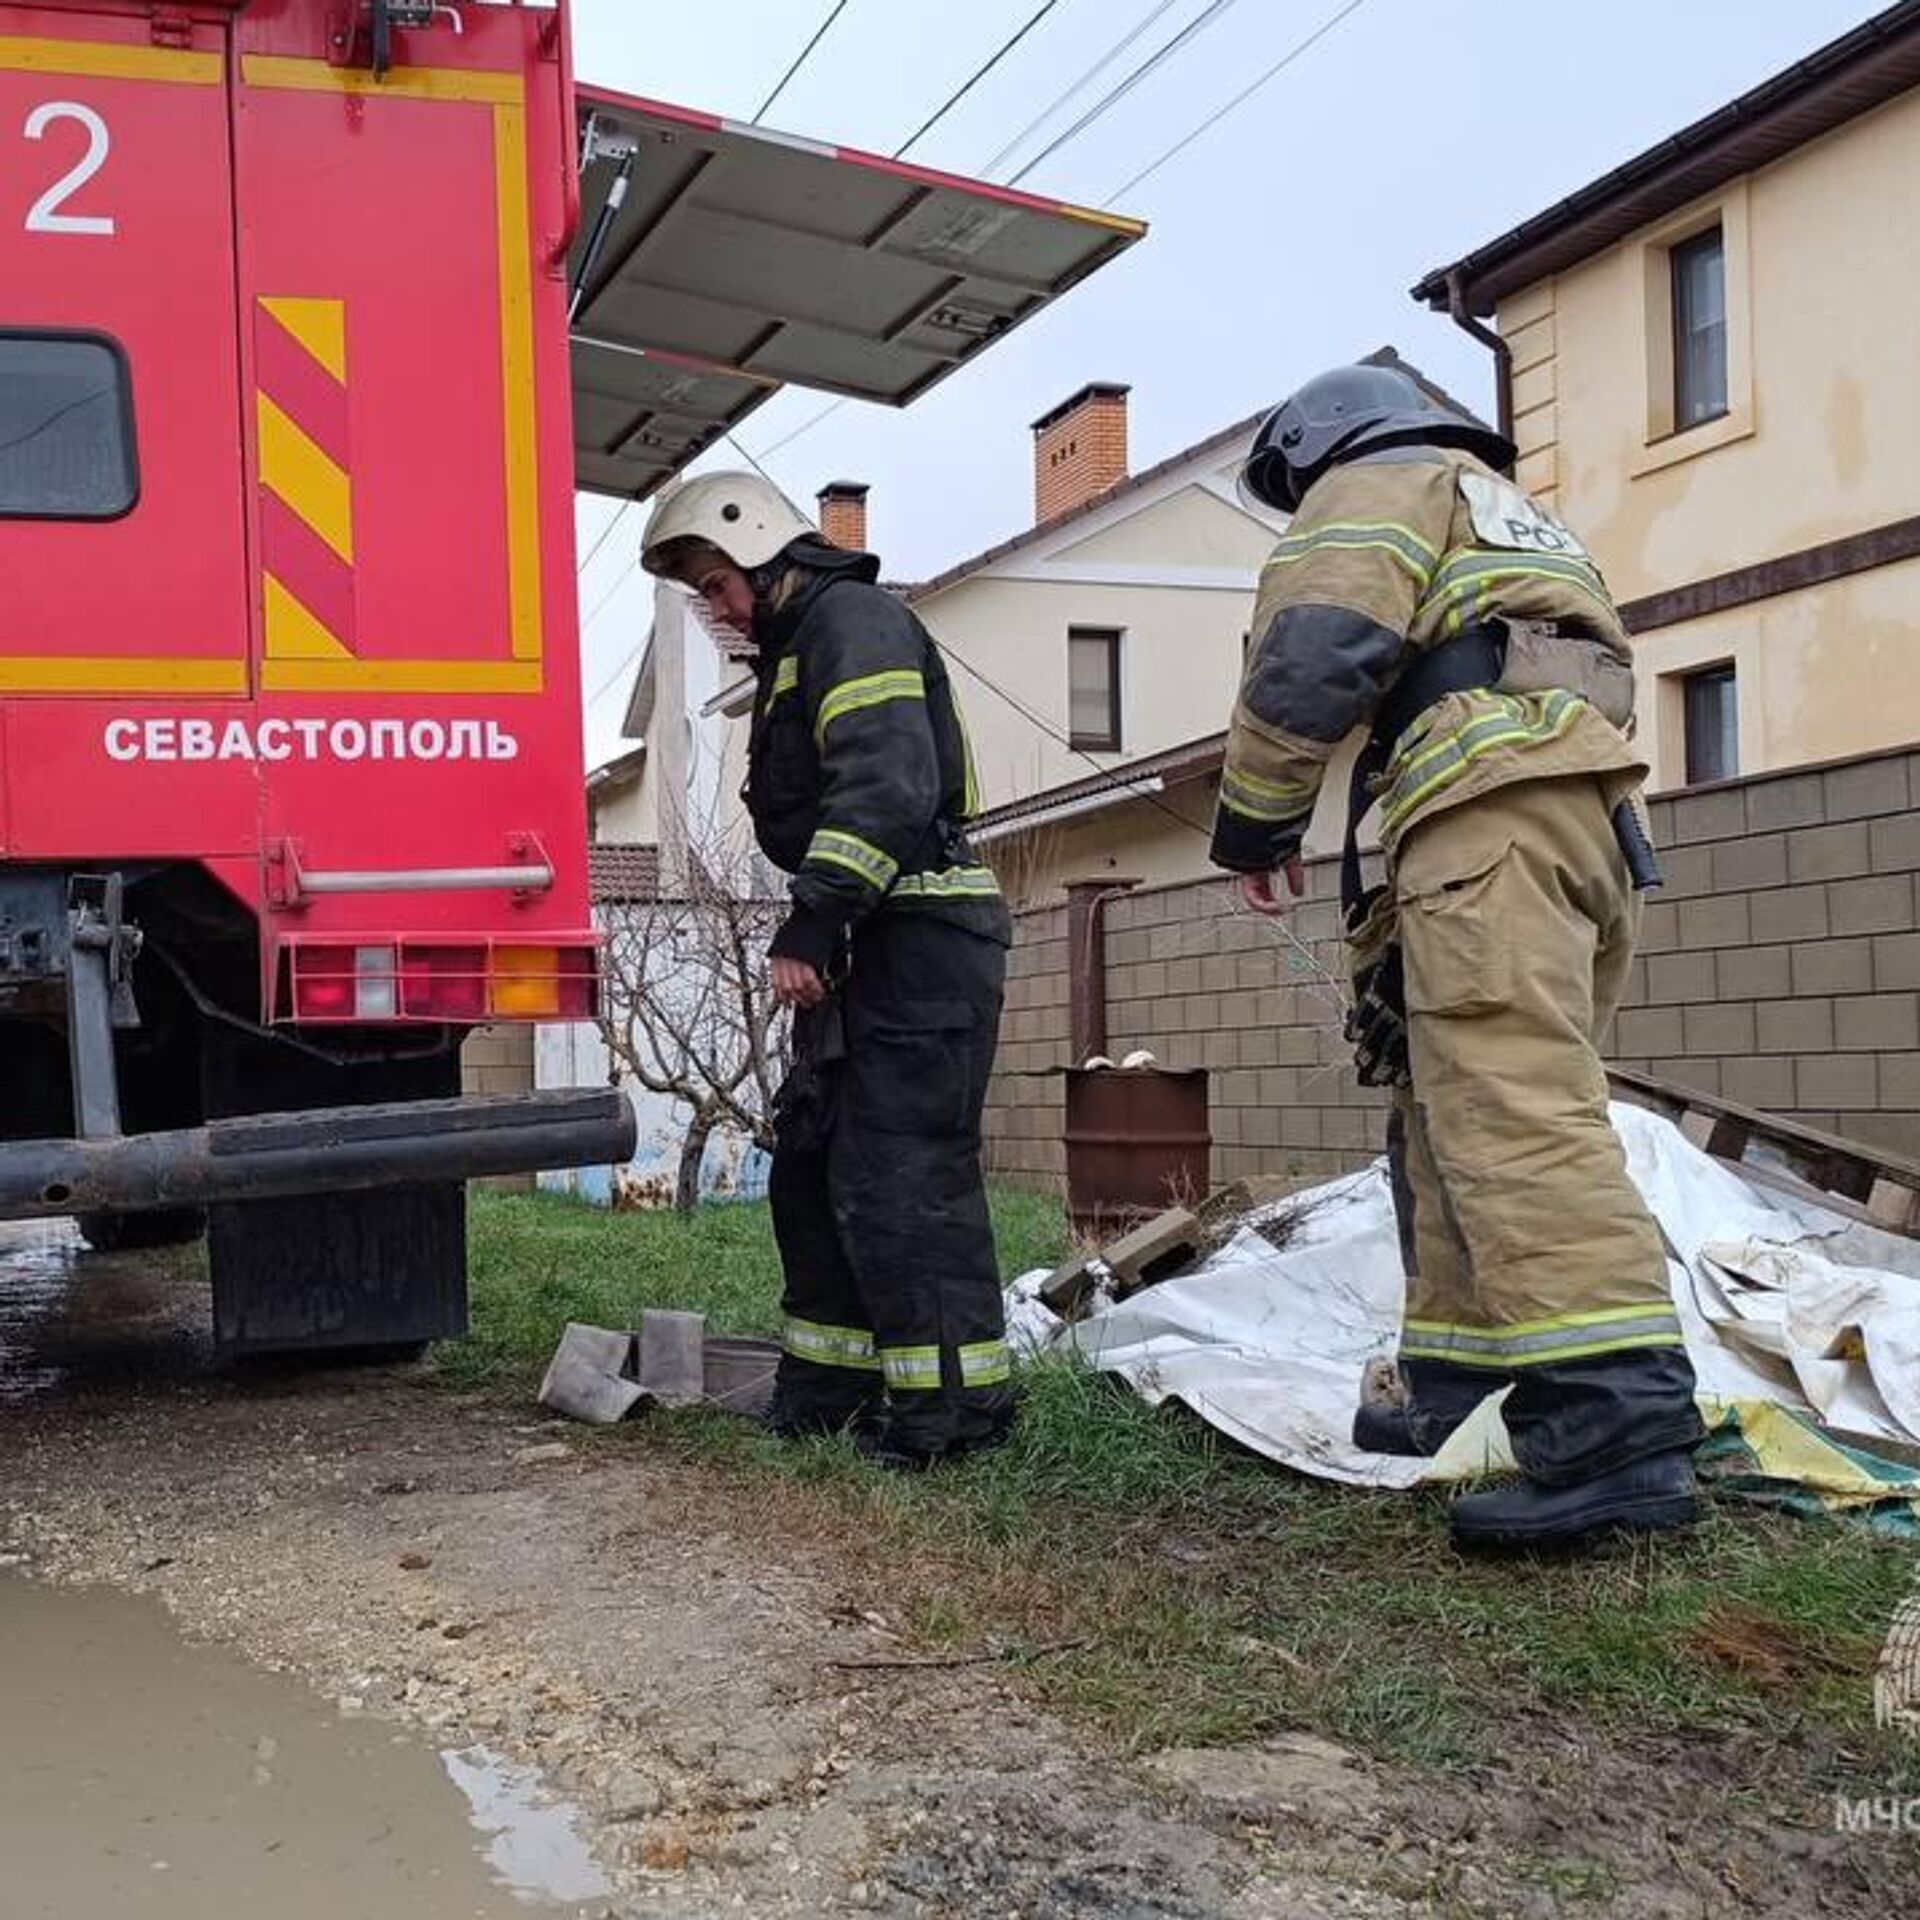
568, 88, 1145, 500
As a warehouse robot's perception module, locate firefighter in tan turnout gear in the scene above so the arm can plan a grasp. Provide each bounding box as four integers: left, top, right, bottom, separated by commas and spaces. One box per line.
1214, 363, 1703, 1549
641, 474, 1015, 1471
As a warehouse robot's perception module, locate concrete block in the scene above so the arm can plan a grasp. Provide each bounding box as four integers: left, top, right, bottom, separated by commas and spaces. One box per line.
1824, 756, 1911, 822
1716, 944, 1791, 1000
1874, 933, 1920, 991
1646, 797, 1676, 849
1788, 821, 1872, 884
539, 1324, 644, 1426
1651, 1056, 1721, 1098
1200, 1030, 1242, 1071
1833, 993, 1920, 1053
1721, 1056, 1795, 1111
1749, 886, 1830, 945
1830, 875, 1915, 938
1278, 1106, 1324, 1149
1040, 1251, 1105, 1317
1746, 772, 1825, 833
1671, 786, 1748, 844
1102, 1207, 1202, 1295
1258, 1067, 1303, 1107
1657, 844, 1714, 897
637, 1309, 709, 1409
1879, 1052, 1920, 1108
1241, 1026, 1282, 1068
1790, 938, 1874, 998
1870, 813, 1920, 875
1242, 1104, 1282, 1148
1712, 835, 1788, 892
1757, 999, 1834, 1053
1836, 1111, 1920, 1158
1679, 894, 1750, 950
1645, 952, 1716, 1005
1683, 1002, 1755, 1056
1796, 1054, 1877, 1110
1220, 1068, 1261, 1108
1616, 1007, 1683, 1056
1636, 900, 1680, 954
1201, 954, 1239, 995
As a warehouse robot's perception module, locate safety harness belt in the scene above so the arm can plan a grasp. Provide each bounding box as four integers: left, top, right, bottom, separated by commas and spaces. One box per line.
1340, 626, 1506, 925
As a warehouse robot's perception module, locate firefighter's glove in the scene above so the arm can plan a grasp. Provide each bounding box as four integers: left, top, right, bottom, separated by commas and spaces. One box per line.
1343, 885, 1411, 1091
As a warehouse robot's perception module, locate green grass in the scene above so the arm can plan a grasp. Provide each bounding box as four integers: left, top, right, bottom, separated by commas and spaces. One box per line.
441, 1187, 1920, 1780
444, 1183, 1070, 1392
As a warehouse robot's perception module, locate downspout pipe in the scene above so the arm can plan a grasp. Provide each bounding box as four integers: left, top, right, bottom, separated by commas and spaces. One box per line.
1445, 268, 1514, 452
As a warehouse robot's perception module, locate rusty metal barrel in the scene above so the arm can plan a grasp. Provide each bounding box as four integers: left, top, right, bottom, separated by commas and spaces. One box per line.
1063, 1066, 1211, 1235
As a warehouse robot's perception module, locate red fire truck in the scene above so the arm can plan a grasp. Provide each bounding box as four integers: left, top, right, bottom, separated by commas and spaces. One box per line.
0, 1, 1140, 1352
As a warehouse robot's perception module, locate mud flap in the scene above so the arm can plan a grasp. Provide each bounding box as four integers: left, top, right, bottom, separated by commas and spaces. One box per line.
202, 1027, 468, 1356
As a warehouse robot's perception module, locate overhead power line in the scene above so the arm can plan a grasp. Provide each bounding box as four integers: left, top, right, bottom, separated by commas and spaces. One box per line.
1105, 0, 1372, 203
576, 498, 633, 579
1008, 0, 1244, 186
753, 0, 855, 125
978, 0, 1188, 177
893, 0, 1066, 159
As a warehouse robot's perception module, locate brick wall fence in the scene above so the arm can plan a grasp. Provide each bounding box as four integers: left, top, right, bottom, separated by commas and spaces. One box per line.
985, 743, 1920, 1195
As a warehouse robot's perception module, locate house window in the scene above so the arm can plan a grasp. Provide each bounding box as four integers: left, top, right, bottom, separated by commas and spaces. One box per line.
1671, 227, 1728, 430
0, 332, 137, 520
1068, 627, 1122, 751
1682, 664, 1737, 785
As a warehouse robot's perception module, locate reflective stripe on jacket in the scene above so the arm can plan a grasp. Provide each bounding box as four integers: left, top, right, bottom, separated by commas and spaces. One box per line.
1211, 449, 1644, 875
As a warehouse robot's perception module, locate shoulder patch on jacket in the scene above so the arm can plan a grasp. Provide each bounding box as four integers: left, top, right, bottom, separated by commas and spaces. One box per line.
1458, 470, 1589, 560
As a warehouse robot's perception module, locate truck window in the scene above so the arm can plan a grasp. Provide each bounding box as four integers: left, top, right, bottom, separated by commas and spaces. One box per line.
0, 333, 137, 520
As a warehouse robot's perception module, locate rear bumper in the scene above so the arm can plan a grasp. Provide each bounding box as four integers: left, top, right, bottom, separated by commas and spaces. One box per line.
0, 1087, 635, 1222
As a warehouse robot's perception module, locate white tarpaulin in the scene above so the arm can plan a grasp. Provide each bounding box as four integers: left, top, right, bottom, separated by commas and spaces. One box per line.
1009, 1103, 1920, 1504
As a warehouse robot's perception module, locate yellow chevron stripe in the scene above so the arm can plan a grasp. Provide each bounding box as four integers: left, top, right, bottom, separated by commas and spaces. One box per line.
258, 393, 354, 563
260, 297, 347, 384
263, 573, 353, 661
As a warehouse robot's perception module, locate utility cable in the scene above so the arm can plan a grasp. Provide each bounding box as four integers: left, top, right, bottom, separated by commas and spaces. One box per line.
576, 498, 633, 578
978, 0, 1187, 177
753, 0, 854, 125
893, 0, 1066, 159
1007, 0, 1243, 186
1105, 0, 1370, 203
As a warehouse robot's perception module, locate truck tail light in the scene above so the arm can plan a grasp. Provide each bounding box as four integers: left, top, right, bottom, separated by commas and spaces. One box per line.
287, 941, 598, 1023
490, 945, 595, 1019
354, 946, 398, 1019
401, 945, 488, 1021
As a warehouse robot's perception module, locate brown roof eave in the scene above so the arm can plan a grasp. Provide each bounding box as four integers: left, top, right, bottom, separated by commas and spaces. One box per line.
1412, 2, 1920, 317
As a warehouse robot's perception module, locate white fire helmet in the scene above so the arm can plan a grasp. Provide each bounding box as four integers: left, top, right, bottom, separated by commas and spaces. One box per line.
639, 472, 815, 580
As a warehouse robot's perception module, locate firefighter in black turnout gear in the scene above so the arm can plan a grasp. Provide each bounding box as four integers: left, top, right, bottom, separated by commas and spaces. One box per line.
641, 473, 1015, 1468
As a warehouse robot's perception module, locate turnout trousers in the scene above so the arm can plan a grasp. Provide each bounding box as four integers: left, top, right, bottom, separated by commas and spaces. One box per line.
1385, 775, 1704, 1483
768, 912, 1014, 1457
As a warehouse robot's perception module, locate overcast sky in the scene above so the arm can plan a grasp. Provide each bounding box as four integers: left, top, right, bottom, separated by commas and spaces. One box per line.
573, 0, 1875, 762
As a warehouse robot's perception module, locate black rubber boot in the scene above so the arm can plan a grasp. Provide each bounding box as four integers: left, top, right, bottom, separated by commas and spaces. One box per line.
1352, 1366, 1496, 1458
1351, 1402, 1434, 1456
1450, 1447, 1699, 1551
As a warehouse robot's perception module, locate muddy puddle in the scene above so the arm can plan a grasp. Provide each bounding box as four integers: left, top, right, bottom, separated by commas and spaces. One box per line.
0, 1574, 613, 1916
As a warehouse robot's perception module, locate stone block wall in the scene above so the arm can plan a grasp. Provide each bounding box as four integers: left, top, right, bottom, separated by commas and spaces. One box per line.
982, 745, 1920, 1194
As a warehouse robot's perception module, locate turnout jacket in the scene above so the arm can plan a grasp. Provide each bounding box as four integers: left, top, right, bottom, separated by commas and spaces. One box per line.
749, 545, 1008, 971
1211, 448, 1645, 874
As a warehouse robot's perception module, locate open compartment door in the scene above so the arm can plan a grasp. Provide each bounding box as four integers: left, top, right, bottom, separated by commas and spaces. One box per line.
568, 89, 1144, 500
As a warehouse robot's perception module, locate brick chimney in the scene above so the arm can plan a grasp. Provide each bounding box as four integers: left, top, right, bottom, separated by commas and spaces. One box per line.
816, 480, 870, 551
1031, 382, 1129, 524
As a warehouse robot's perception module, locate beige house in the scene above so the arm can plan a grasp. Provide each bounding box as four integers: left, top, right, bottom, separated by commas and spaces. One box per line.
1413, 0, 1920, 793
